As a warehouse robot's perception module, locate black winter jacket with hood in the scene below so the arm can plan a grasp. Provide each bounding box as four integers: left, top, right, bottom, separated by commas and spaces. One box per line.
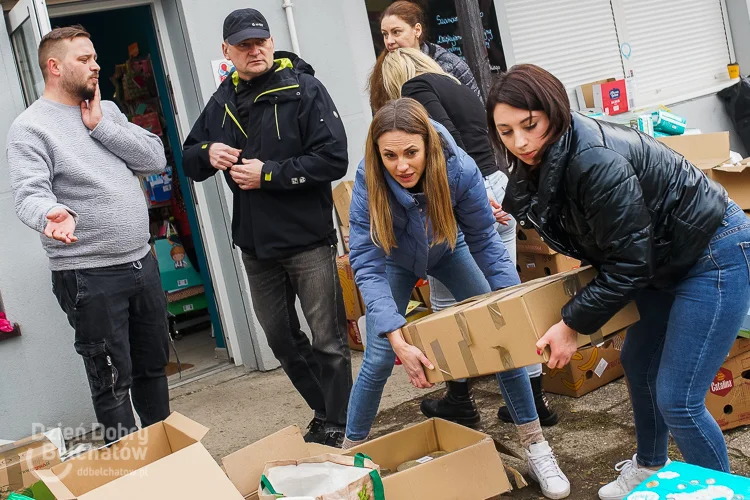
182, 52, 348, 259
507, 112, 727, 335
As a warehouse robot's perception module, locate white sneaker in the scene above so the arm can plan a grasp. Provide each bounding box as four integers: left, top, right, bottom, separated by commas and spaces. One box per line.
598, 454, 671, 500
528, 441, 570, 499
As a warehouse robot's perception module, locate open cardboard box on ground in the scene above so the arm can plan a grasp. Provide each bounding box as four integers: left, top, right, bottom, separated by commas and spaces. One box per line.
36, 412, 243, 500
0, 435, 60, 499
543, 329, 626, 397
402, 267, 640, 383
348, 418, 511, 500
222, 425, 341, 500
658, 132, 750, 209
706, 337, 750, 431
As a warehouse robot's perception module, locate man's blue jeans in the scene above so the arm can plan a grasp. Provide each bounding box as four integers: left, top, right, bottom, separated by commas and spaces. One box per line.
346, 238, 537, 440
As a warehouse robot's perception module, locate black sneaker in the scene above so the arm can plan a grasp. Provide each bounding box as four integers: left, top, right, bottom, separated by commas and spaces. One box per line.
304, 417, 326, 444
323, 430, 345, 448
497, 375, 559, 427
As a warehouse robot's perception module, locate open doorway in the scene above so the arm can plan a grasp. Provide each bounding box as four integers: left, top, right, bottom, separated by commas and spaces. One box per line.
48, 4, 232, 385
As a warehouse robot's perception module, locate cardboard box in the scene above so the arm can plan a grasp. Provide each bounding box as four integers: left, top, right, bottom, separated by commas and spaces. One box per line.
333, 181, 354, 230
658, 132, 750, 209
346, 319, 364, 351
517, 252, 581, 283
516, 227, 556, 255
340, 225, 350, 253
592, 79, 629, 115
706, 338, 750, 431
36, 413, 244, 500
348, 419, 511, 500
575, 78, 615, 109
336, 255, 364, 321
402, 267, 640, 383
543, 330, 626, 397
0, 435, 60, 498
222, 425, 344, 500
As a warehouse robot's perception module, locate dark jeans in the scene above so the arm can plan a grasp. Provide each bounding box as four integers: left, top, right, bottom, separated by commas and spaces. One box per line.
242, 244, 352, 429
52, 251, 170, 443
622, 201, 750, 472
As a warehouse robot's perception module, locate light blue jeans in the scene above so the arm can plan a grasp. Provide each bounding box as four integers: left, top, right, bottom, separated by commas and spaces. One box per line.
623, 201, 750, 472
345, 237, 538, 441
429, 170, 543, 379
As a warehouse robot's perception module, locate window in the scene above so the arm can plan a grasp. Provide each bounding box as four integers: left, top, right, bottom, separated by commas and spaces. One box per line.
498, 0, 734, 107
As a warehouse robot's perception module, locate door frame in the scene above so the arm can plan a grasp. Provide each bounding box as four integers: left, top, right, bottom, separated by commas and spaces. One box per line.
45, 0, 261, 369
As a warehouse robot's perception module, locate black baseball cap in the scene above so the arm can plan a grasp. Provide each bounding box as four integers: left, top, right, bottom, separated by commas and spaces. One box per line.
223, 8, 271, 45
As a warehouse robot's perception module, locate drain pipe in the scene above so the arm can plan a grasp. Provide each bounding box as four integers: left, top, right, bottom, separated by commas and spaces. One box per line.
282, 0, 302, 56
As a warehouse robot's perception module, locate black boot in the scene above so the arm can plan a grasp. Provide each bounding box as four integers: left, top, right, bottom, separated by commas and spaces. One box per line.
420, 380, 481, 427
497, 375, 559, 426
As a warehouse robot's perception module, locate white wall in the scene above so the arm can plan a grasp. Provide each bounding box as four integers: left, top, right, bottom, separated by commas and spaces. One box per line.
0, 18, 95, 440
177, 0, 376, 369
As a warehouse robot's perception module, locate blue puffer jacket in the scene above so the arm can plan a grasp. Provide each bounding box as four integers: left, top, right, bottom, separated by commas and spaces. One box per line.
349, 121, 519, 338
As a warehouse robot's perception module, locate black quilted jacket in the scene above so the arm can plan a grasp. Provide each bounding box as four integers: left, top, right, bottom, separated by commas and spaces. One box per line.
507, 112, 727, 335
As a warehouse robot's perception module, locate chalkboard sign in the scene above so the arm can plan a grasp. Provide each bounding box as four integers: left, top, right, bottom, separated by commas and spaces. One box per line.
365, 0, 507, 73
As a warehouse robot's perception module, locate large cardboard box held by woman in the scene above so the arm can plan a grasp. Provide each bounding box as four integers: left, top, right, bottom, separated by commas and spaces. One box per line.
402, 267, 640, 383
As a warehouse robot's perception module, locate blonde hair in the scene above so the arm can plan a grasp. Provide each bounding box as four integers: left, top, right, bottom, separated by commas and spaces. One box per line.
364, 98, 457, 254
382, 47, 459, 101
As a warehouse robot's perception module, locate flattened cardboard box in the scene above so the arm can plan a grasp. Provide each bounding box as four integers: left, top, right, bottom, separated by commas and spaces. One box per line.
0, 435, 60, 498
659, 132, 750, 210
348, 419, 511, 500
36, 412, 243, 499
222, 425, 347, 500
516, 227, 556, 255
402, 267, 640, 383
543, 330, 626, 397
706, 339, 750, 431
517, 252, 581, 283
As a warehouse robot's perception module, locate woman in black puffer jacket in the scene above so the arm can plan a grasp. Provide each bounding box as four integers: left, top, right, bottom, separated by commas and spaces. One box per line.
488, 64, 750, 500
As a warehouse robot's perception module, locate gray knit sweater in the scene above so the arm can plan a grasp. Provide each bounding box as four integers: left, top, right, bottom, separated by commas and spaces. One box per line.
6, 97, 166, 270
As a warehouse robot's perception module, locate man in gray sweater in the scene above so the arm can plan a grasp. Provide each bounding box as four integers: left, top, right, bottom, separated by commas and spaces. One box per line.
7, 25, 170, 442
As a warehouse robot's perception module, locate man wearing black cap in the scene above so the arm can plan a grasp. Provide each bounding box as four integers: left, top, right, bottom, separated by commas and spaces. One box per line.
183, 8, 352, 447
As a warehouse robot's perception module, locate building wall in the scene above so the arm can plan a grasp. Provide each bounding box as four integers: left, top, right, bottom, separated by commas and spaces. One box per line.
0, 18, 95, 440
176, 0, 376, 369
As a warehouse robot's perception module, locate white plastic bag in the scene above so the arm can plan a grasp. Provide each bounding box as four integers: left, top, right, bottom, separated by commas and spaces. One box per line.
259, 453, 384, 500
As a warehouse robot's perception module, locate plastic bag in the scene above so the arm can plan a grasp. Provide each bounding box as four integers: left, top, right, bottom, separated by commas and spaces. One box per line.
717, 76, 750, 153
259, 453, 384, 500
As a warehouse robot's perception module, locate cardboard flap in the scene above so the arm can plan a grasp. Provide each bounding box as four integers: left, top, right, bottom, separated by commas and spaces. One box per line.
36, 469, 76, 500
714, 162, 750, 173
222, 425, 309, 497
0, 434, 52, 457
77, 443, 244, 500
658, 132, 730, 170
163, 412, 208, 451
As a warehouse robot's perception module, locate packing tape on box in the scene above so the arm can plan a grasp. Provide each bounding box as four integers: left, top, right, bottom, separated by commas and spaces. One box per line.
487, 303, 506, 329
590, 329, 605, 346
430, 340, 453, 380
455, 312, 472, 346
563, 275, 581, 297
404, 324, 424, 353
458, 340, 479, 377
492, 346, 516, 370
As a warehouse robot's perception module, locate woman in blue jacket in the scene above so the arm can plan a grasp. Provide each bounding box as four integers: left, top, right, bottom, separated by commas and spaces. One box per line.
342, 98, 570, 500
